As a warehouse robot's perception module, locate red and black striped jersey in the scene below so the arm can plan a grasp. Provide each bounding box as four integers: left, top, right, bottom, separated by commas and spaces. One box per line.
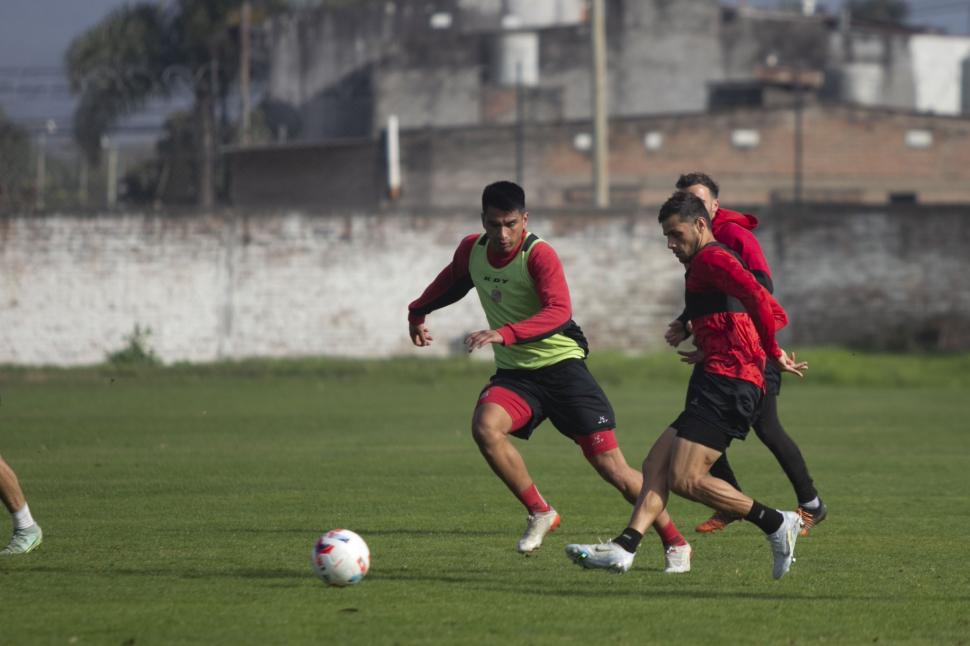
685, 242, 788, 389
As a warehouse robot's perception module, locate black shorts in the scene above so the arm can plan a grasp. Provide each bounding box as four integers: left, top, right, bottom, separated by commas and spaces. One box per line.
671, 366, 762, 452
487, 359, 615, 440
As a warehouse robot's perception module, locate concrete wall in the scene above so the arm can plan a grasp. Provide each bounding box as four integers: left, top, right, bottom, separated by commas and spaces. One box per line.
0, 205, 967, 366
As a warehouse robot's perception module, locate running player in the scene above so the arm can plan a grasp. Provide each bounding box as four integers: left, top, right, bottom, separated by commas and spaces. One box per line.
408, 180, 691, 571
566, 191, 807, 579
669, 172, 826, 536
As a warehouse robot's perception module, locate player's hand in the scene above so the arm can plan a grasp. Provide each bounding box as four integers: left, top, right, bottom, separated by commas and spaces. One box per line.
664, 320, 690, 347
677, 347, 705, 365
409, 323, 433, 347
464, 329, 503, 353
772, 349, 808, 377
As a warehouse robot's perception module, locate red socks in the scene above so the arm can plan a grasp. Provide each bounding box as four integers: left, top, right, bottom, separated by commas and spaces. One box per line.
657, 520, 688, 547
517, 484, 552, 514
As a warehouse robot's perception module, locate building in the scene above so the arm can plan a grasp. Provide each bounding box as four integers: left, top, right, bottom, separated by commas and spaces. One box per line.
226, 0, 970, 210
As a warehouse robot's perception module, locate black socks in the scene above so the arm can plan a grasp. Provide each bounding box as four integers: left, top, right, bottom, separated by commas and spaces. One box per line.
612, 527, 643, 554
745, 501, 784, 534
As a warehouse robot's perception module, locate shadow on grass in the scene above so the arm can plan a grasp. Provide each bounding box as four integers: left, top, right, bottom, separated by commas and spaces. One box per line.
224, 527, 508, 539
370, 567, 970, 603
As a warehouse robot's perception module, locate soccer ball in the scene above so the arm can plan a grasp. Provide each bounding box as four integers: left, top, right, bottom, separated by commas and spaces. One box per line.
311, 528, 370, 587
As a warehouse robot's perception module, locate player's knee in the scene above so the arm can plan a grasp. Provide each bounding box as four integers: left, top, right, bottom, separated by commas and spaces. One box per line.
669, 472, 702, 499
471, 412, 506, 446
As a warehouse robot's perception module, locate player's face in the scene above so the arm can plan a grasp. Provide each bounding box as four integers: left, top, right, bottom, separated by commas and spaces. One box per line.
482, 207, 528, 253
685, 184, 719, 218
662, 214, 703, 263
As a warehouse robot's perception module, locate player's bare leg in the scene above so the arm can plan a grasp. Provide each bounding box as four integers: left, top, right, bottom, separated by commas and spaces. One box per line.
0, 455, 27, 513
667, 437, 754, 515
566, 428, 678, 572
0, 454, 42, 556
666, 437, 803, 579
471, 403, 560, 553
586, 443, 690, 571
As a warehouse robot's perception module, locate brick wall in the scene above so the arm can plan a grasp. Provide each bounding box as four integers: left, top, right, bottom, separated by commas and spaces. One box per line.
229, 105, 970, 211
0, 205, 966, 366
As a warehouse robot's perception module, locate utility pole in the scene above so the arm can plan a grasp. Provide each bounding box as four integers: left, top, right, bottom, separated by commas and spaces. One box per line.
515, 61, 524, 185
793, 68, 804, 207
590, 0, 609, 208
239, 0, 252, 145
35, 132, 46, 211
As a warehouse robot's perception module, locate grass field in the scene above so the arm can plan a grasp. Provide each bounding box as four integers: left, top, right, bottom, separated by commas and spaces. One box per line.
1, 351, 969, 644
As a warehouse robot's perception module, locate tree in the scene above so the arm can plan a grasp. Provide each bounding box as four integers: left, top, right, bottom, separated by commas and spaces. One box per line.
0, 108, 34, 213
846, 0, 909, 25
66, 1, 245, 208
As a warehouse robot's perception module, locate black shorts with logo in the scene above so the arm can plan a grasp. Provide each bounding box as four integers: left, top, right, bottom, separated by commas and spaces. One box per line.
488, 358, 616, 440
671, 365, 763, 452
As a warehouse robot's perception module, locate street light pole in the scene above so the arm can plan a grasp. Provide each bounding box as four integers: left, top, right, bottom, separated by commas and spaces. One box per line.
590, 0, 609, 208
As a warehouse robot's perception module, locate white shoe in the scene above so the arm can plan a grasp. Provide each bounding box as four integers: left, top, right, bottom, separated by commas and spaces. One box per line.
767, 510, 803, 580
0, 524, 43, 555
564, 541, 635, 573
516, 509, 561, 554
663, 542, 692, 573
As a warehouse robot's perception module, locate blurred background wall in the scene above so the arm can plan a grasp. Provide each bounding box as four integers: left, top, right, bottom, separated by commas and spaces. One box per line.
1, 0, 969, 365
0, 204, 965, 365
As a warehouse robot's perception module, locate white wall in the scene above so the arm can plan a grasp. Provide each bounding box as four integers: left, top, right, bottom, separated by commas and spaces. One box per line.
0, 211, 682, 366
910, 34, 970, 115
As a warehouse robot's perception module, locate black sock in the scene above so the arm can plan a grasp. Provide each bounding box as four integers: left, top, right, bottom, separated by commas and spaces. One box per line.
612, 527, 643, 554
744, 501, 784, 534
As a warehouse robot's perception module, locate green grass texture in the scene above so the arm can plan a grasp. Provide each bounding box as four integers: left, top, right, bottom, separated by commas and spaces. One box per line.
1, 352, 968, 644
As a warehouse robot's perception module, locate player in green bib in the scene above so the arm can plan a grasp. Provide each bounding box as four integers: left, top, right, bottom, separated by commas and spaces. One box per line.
408, 181, 691, 571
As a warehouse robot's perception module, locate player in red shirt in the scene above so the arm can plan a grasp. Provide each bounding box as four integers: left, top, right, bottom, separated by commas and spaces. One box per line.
566, 191, 808, 579
409, 181, 691, 571
668, 173, 826, 536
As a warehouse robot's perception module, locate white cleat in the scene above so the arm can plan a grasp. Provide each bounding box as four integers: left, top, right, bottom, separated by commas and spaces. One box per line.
0, 524, 43, 555
516, 509, 561, 554
663, 542, 692, 573
767, 510, 803, 580
564, 541, 635, 573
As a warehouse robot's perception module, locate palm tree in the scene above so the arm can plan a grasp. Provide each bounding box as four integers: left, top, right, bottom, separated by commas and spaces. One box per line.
66, 1, 244, 208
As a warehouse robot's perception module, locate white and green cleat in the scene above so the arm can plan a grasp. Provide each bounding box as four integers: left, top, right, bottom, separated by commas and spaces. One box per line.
1, 524, 43, 555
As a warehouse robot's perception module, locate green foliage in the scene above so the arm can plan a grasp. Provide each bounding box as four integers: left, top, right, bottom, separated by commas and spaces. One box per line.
0, 362, 967, 642
64, 0, 265, 206
105, 324, 162, 367
65, 4, 169, 164
0, 108, 34, 212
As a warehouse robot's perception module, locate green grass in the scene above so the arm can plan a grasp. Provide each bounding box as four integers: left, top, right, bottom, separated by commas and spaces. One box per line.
1, 353, 969, 644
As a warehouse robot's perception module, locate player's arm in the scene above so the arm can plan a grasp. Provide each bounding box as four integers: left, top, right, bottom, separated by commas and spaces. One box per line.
697, 250, 805, 376
464, 242, 572, 352
408, 235, 476, 347
666, 309, 691, 346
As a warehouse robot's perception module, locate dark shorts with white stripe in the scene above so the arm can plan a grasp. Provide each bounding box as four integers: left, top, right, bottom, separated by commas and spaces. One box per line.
487, 358, 616, 440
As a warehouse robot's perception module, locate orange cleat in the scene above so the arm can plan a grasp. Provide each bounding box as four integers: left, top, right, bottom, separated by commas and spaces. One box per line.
796, 501, 828, 536
695, 511, 742, 534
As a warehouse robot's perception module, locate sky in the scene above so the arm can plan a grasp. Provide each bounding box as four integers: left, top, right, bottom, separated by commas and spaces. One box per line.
1, 0, 968, 133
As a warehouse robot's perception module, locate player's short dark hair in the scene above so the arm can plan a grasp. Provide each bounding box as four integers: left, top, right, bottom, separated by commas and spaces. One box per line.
659, 191, 711, 224
675, 172, 719, 198
482, 181, 526, 213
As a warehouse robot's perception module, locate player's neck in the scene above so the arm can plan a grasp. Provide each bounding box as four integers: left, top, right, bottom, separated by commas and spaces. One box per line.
486, 231, 527, 267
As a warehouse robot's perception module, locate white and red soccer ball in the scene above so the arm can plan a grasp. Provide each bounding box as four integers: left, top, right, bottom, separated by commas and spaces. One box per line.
311, 528, 370, 587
